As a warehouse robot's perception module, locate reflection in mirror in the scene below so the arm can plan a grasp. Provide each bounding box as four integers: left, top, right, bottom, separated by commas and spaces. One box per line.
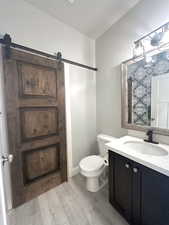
124, 49, 169, 130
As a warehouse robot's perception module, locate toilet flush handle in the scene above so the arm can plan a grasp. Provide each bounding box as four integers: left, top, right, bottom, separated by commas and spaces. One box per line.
104, 159, 108, 166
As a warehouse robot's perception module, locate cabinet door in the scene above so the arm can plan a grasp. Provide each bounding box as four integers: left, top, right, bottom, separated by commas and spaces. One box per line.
109, 152, 133, 222
141, 166, 169, 225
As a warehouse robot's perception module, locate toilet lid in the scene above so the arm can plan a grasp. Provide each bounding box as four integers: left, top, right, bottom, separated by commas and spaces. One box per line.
80, 155, 104, 172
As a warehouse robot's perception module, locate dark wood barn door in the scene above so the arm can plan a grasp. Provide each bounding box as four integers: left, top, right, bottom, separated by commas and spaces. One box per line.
3, 48, 67, 208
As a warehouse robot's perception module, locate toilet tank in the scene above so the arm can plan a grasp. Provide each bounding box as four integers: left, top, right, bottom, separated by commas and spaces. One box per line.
97, 134, 117, 157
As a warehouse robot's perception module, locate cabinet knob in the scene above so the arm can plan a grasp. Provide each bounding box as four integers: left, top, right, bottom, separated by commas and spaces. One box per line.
133, 168, 138, 173
125, 163, 130, 169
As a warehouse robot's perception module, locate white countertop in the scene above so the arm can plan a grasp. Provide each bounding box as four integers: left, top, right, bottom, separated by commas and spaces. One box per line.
106, 136, 169, 177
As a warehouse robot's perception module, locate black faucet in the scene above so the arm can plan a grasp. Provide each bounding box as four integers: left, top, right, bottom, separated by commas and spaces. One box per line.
144, 129, 159, 144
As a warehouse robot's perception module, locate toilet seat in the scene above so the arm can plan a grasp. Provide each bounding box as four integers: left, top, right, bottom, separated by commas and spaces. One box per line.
79, 155, 104, 172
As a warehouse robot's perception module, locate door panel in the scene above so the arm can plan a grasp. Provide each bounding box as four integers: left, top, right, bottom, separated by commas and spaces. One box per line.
109, 152, 133, 222
3, 48, 67, 208
20, 107, 58, 140
18, 62, 57, 98
141, 166, 169, 225
22, 144, 60, 183
114, 155, 132, 222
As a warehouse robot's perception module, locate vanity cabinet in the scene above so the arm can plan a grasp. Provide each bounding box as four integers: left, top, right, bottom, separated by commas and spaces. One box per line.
109, 150, 169, 225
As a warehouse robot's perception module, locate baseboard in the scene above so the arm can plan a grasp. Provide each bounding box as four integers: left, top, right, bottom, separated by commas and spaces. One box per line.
71, 166, 80, 177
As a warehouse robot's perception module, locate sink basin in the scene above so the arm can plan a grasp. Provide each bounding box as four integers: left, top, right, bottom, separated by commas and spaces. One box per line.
124, 141, 168, 156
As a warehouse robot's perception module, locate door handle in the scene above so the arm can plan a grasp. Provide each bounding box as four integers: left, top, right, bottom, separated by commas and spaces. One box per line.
125, 163, 130, 169
1, 154, 13, 166
133, 168, 138, 173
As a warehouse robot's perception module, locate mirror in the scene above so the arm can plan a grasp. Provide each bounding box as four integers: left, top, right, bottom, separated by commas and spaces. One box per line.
122, 47, 169, 135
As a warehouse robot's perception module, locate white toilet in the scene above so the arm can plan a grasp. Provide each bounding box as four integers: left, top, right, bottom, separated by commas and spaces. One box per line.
79, 134, 117, 192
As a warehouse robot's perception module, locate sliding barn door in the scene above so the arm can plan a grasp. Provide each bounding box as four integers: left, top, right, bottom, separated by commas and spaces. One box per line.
3, 48, 67, 208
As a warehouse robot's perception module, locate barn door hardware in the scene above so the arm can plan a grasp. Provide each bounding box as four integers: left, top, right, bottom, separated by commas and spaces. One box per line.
55, 51, 97, 71
1, 154, 13, 166
0, 33, 98, 71
0, 34, 12, 59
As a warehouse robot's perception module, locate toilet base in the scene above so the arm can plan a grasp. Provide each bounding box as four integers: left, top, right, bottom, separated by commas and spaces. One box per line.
86, 177, 100, 192
81, 166, 108, 192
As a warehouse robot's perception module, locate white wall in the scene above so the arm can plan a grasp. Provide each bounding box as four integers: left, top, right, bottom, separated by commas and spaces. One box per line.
96, 0, 169, 140
69, 66, 96, 168
0, 0, 94, 65
0, 0, 97, 208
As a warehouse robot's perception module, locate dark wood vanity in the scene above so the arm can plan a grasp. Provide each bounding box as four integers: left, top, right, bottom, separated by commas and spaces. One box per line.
109, 150, 169, 225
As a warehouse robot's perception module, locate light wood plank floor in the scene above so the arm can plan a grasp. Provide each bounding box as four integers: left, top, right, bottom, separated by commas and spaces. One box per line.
8, 175, 129, 225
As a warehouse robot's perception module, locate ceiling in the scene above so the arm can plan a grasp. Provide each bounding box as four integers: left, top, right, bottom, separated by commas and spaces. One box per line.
24, 0, 140, 39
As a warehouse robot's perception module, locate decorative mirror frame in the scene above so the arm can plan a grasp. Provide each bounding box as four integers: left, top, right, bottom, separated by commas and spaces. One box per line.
121, 54, 169, 136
